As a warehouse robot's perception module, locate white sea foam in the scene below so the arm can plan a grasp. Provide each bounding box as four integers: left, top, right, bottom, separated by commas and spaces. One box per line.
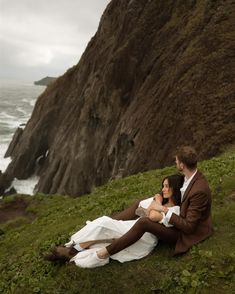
0, 111, 22, 129
29, 99, 36, 106
12, 176, 39, 195
0, 111, 16, 120
1, 120, 21, 130
0, 137, 12, 143
0, 143, 38, 196
0, 143, 39, 195
0, 144, 12, 172
22, 98, 36, 107
16, 107, 28, 116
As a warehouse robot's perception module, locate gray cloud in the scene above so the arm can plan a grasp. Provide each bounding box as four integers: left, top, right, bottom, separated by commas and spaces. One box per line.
0, 0, 110, 81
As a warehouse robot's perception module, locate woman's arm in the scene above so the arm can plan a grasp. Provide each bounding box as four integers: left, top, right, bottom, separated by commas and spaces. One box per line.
146, 194, 163, 213
147, 194, 167, 222
153, 193, 163, 204
137, 194, 166, 222
148, 210, 164, 222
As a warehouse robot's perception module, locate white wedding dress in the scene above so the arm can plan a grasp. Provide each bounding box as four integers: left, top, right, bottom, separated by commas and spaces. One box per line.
65, 197, 180, 263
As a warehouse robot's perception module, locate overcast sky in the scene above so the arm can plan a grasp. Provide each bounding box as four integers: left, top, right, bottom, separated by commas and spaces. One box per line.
0, 0, 110, 82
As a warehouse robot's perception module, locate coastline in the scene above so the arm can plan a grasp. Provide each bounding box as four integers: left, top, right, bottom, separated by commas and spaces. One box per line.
0, 80, 45, 195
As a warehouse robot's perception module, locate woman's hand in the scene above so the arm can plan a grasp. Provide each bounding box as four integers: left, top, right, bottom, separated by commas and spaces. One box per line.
153, 193, 163, 204
147, 202, 168, 214
147, 200, 159, 212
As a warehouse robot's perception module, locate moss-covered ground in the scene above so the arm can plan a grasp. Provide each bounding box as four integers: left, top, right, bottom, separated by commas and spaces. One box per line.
0, 146, 234, 294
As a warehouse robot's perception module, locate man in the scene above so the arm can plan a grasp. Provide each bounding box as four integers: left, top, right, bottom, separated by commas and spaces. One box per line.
47, 146, 213, 267
162, 145, 213, 253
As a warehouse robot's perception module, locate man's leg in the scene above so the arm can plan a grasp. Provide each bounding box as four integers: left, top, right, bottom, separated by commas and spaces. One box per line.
106, 217, 179, 255
111, 199, 142, 220
73, 218, 179, 268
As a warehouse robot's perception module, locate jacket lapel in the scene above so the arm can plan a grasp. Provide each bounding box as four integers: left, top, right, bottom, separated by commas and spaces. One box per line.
181, 171, 200, 203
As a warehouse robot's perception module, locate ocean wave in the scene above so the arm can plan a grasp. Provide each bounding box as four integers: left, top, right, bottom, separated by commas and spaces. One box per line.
22, 98, 36, 107
0, 81, 44, 194
0, 136, 12, 143
0, 111, 16, 120
0, 119, 21, 130
16, 107, 28, 116
0, 110, 26, 130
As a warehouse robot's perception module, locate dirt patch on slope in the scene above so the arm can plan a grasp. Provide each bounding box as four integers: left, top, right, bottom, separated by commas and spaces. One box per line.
0, 198, 36, 224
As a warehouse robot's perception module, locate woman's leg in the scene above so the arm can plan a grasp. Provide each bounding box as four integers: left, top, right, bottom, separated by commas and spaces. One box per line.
105, 217, 179, 256
111, 199, 142, 220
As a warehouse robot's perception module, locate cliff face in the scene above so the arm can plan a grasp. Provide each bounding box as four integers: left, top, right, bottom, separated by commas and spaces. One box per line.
3, 0, 235, 196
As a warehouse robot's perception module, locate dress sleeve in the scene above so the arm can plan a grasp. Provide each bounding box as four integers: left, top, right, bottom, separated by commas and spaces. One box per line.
139, 197, 154, 209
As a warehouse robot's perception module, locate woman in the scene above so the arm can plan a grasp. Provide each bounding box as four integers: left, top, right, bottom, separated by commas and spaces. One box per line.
135, 173, 182, 222
45, 174, 183, 267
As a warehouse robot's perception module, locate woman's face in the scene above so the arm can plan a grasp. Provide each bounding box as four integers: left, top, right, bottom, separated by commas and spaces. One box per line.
162, 179, 173, 199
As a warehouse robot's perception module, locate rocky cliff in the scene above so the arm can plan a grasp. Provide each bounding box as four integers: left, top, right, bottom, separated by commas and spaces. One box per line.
2, 0, 235, 196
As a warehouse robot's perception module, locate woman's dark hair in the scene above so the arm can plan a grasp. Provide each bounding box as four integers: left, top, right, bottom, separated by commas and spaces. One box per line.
161, 174, 184, 206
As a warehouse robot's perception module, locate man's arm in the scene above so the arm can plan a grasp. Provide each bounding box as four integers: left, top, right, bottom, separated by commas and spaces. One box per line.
169, 191, 210, 234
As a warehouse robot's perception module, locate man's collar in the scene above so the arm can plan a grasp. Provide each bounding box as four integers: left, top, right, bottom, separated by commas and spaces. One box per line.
184, 169, 198, 181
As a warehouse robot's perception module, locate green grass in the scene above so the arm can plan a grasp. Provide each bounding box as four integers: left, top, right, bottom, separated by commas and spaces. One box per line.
0, 147, 235, 294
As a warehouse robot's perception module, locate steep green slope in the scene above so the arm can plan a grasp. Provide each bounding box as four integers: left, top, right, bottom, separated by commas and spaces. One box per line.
0, 147, 234, 293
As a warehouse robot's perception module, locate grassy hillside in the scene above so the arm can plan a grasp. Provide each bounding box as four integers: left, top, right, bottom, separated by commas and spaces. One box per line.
0, 146, 235, 294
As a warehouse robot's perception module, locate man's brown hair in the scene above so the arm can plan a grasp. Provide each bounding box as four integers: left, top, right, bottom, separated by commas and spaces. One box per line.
175, 146, 198, 170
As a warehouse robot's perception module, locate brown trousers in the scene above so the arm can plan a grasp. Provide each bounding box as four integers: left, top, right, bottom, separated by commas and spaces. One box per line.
107, 200, 179, 255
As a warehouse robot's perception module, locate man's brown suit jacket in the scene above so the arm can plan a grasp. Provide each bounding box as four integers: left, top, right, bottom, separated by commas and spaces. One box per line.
170, 171, 213, 254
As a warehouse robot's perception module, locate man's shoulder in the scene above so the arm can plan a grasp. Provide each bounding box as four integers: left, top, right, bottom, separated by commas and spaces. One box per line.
192, 171, 211, 192
194, 170, 208, 182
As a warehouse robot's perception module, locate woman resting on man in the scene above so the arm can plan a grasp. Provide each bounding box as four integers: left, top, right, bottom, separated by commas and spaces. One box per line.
45, 174, 183, 267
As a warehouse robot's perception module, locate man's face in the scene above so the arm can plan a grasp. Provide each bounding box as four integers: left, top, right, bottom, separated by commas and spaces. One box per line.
175, 156, 183, 172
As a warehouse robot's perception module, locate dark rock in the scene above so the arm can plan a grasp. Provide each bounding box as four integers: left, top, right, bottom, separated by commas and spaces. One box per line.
3, 0, 235, 196
3, 187, 17, 197
0, 172, 13, 196
4, 127, 23, 158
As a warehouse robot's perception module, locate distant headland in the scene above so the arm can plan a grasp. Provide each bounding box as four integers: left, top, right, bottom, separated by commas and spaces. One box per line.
34, 76, 57, 86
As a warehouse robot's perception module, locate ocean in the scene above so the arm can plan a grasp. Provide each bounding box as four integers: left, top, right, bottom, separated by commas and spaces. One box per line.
0, 79, 46, 195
